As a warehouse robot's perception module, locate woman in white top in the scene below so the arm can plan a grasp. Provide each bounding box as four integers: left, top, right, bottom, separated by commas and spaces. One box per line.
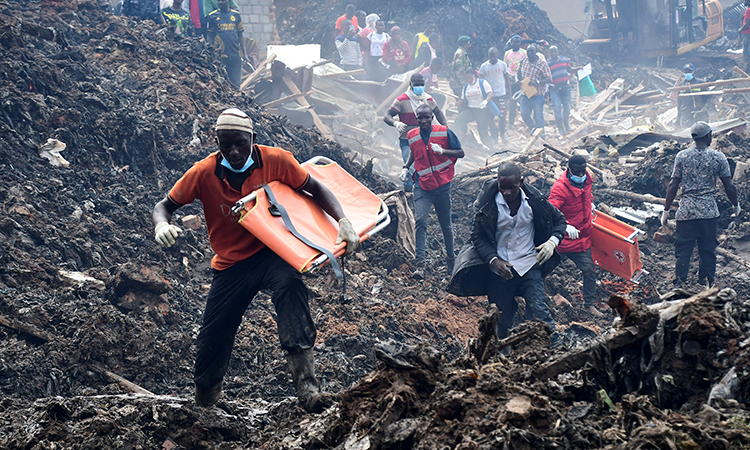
363, 20, 389, 81
454, 67, 495, 149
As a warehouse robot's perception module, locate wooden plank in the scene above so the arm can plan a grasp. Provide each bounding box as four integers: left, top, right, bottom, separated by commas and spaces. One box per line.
282, 75, 334, 140
594, 84, 645, 119
667, 77, 750, 92
731, 67, 750, 103
91, 365, 156, 396
586, 78, 624, 115
261, 92, 308, 108
0, 314, 57, 341
240, 53, 277, 91
678, 87, 750, 97
319, 68, 366, 78
375, 64, 425, 114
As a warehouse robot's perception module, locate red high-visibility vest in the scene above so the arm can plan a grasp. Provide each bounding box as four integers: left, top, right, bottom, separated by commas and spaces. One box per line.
407, 125, 455, 191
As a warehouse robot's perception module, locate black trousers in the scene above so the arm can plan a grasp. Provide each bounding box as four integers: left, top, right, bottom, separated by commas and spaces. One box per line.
223, 57, 242, 89
194, 248, 316, 390
675, 218, 718, 285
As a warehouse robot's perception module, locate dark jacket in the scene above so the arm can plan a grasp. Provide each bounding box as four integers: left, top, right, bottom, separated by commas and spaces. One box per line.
447, 180, 567, 297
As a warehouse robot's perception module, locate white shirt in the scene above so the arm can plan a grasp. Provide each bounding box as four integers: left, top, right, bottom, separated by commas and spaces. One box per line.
478, 60, 508, 97
495, 189, 537, 276
463, 78, 492, 109
367, 31, 389, 57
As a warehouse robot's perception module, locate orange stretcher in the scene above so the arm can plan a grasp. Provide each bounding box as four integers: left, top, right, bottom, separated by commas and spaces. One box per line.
231, 156, 390, 278
590, 211, 648, 284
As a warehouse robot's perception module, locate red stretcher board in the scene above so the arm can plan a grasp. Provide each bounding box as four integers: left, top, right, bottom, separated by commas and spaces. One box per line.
590, 211, 647, 284
232, 156, 390, 274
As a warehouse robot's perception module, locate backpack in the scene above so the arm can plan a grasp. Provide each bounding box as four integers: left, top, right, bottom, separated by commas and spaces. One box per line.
461, 78, 501, 116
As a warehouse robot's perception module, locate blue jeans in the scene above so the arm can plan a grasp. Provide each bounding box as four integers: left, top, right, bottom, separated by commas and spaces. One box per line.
487, 265, 555, 340
399, 139, 414, 191
549, 84, 571, 133
561, 248, 597, 306
520, 94, 545, 132
414, 182, 454, 264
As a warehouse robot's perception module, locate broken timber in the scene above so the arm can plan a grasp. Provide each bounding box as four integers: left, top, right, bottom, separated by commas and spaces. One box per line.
282, 75, 334, 140
261, 91, 309, 108
91, 365, 156, 396
667, 77, 750, 91
598, 188, 669, 205
678, 87, 750, 97
240, 53, 276, 91
375, 64, 425, 115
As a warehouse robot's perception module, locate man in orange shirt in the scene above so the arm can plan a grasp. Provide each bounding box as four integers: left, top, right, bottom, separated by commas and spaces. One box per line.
152, 108, 359, 412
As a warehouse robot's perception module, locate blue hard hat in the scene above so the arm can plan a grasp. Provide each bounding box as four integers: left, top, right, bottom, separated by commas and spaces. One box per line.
683, 63, 695, 72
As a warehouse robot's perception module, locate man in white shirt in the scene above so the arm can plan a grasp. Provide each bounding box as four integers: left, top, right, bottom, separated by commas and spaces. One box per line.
479, 47, 512, 144
448, 163, 567, 348
454, 67, 495, 149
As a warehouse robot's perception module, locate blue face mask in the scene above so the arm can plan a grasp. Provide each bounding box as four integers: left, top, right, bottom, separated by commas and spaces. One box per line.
221, 152, 254, 173
569, 173, 587, 184
412, 86, 425, 96
684, 73, 693, 81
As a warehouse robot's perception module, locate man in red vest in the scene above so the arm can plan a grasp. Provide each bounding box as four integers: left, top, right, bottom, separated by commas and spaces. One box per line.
548, 155, 602, 316
400, 104, 464, 279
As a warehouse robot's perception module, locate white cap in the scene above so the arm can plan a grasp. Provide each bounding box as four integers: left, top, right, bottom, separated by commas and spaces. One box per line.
215, 108, 254, 134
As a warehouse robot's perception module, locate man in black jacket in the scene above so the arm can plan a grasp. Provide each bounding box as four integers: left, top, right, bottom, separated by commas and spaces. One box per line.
448, 163, 567, 346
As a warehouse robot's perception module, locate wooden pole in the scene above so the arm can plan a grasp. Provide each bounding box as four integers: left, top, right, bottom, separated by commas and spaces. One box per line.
240, 53, 277, 91
598, 188, 669, 205
667, 77, 750, 92
282, 76, 335, 140
375, 63, 426, 114
678, 87, 750, 97
261, 92, 308, 108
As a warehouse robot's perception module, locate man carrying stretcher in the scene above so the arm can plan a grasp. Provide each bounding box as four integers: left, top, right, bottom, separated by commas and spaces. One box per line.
152, 108, 360, 412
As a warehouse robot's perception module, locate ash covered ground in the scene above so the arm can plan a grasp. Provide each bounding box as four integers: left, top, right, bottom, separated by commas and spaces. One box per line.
1, 1, 750, 449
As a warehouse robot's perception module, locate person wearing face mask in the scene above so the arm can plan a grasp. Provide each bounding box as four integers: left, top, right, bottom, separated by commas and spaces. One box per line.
548, 156, 603, 317
676, 63, 713, 128
152, 108, 360, 413
384, 74, 447, 192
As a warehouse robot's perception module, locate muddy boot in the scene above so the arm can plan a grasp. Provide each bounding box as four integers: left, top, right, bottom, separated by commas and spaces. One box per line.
287, 349, 333, 413
195, 382, 222, 407
412, 262, 426, 280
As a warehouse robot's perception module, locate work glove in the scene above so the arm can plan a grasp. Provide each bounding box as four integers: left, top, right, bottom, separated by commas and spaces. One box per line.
393, 120, 407, 134
565, 224, 580, 240
430, 143, 445, 155
660, 210, 669, 227
399, 167, 409, 182
591, 202, 596, 214
155, 222, 183, 247
535, 238, 557, 265
336, 218, 360, 256
479, 100, 488, 109
733, 203, 742, 217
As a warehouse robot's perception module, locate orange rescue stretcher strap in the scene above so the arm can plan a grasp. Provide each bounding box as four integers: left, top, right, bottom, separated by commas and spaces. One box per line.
590, 210, 648, 284
231, 156, 390, 278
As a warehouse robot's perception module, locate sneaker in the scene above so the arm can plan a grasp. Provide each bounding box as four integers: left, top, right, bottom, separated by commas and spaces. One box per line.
412, 267, 425, 280
403, 185, 413, 193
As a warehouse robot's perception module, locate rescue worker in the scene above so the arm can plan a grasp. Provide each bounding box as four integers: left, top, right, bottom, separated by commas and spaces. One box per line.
448, 163, 566, 347
384, 73, 446, 192
676, 63, 713, 128
400, 104, 464, 279
662, 122, 740, 287
548, 156, 602, 316
518, 44, 552, 137
503, 35, 526, 130
152, 108, 360, 412
411, 20, 436, 62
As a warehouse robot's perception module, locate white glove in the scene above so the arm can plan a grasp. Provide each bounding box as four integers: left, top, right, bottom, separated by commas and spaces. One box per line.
591, 203, 596, 214
733, 203, 741, 217
535, 239, 557, 264
660, 210, 669, 227
479, 100, 488, 109
335, 218, 360, 256
393, 120, 408, 134
399, 167, 409, 182
430, 143, 445, 155
155, 222, 183, 247
565, 224, 580, 240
